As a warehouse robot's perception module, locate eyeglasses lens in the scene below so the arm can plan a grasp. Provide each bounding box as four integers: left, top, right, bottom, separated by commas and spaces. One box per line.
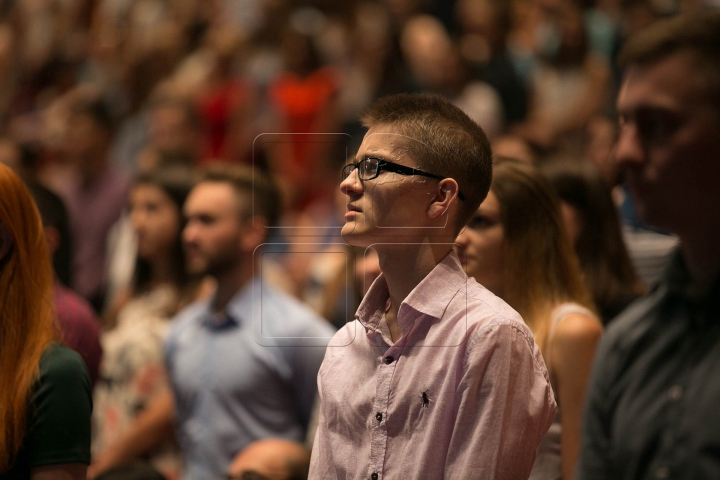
362, 158, 379, 180
343, 158, 380, 181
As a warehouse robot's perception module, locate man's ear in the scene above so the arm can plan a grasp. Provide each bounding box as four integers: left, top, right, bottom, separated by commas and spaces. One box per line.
240, 216, 268, 252
0, 222, 14, 263
427, 178, 460, 220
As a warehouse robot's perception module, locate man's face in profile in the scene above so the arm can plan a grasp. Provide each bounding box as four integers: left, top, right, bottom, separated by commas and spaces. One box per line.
615, 50, 720, 232
182, 182, 245, 277
340, 126, 443, 247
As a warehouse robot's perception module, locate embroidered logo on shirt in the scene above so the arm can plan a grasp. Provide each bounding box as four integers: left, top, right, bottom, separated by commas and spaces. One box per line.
420, 389, 430, 408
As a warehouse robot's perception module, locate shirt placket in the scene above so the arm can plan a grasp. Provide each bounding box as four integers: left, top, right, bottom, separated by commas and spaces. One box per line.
197, 320, 219, 477
368, 344, 401, 480
646, 303, 698, 480
650, 377, 687, 479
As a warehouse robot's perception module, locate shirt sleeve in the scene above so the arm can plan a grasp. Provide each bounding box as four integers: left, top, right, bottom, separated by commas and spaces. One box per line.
54, 286, 103, 387
308, 358, 335, 479
289, 321, 336, 432
576, 330, 617, 480
25, 344, 92, 467
444, 319, 556, 480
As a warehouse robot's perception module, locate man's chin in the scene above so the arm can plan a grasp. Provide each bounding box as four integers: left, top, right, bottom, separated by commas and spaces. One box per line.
341, 225, 371, 247
186, 260, 208, 277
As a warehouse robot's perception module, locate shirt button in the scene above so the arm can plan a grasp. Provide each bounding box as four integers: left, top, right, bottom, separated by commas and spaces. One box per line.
376, 412, 383, 422
371, 473, 379, 480
655, 466, 669, 479
384, 356, 394, 364
668, 385, 683, 401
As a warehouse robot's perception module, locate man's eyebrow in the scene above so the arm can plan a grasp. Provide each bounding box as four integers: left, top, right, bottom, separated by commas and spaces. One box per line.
185, 211, 212, 219
619, 103, 679, 117
355, 153, 386, 162
635, 105, 680, 116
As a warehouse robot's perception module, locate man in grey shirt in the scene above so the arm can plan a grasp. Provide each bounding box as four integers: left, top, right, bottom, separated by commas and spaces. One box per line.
577, 11, 720, 480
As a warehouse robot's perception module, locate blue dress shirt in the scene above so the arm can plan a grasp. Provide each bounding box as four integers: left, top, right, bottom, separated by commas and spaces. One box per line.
165, 277, 335, 480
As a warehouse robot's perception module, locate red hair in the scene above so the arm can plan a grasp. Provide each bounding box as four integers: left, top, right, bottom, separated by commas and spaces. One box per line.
0, 165, 58, 472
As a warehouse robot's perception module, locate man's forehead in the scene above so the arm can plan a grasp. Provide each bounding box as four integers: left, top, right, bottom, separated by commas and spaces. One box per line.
185, 182, 244, 213
356, 128, 427, 161
618, 51, 708, 112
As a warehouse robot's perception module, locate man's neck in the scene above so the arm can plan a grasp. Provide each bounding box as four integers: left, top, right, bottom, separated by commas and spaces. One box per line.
149, 254, 179, 289
376, 242, 454, 342
211, 260, 255, 315
679, 226, 720, 298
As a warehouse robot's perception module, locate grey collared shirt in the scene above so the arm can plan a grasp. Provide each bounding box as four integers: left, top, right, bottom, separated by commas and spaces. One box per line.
578, 249, 720, 480
165, 278, 335, 480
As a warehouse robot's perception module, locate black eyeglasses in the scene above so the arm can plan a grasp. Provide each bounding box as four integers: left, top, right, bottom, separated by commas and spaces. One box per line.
342, 157, 466, 201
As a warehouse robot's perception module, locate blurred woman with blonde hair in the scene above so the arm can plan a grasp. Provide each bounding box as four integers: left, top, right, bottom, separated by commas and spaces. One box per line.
0, 164, 91, 479
455, 157, 602, 480
541, 158, 645, 324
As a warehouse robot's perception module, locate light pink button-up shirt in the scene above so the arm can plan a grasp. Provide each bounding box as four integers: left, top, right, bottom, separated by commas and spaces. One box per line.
309, 251, 556, 480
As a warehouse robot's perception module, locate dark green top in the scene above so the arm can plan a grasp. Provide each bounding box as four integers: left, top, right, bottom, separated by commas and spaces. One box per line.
1, 343, 92, 479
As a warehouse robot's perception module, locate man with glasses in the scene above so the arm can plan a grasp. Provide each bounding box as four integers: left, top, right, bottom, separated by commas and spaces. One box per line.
309, 94, 556, 479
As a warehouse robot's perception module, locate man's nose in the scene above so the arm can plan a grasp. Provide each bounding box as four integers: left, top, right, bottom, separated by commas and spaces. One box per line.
614, 123, 645, 169
340, 167, 363, 196
182, 222, 196, 244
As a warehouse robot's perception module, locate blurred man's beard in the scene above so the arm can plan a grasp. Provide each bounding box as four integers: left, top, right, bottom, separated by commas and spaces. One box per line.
189, 254, 241, 279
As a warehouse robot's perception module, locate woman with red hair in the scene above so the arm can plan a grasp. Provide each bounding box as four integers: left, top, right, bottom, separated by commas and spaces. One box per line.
0, 164, 92, 479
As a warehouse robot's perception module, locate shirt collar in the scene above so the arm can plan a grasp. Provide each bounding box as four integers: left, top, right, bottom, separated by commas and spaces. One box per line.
664, 247, 720, 310
356, 250, 468, 332
664, 248, 691, 296
201, 277, 260, 330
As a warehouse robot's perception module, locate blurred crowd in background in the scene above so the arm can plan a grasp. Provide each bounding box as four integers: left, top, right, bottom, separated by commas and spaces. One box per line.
1, 0, 716, 478
1, 0, 705, 314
